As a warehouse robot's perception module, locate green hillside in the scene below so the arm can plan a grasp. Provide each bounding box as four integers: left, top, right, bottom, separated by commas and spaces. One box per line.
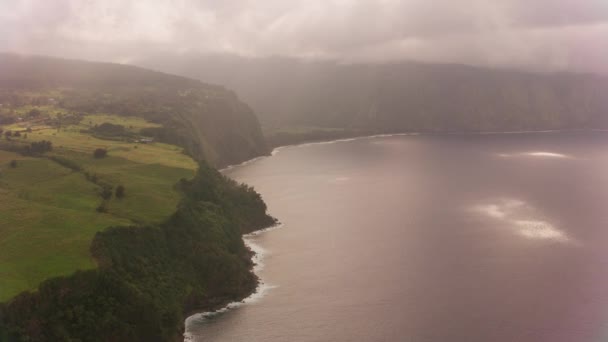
0, 113, 196, 301
0, 55, 276, 341
0, 53, 269, 167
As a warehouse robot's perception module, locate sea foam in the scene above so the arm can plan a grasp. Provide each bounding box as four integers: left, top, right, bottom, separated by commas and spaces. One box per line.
184, 223, 283, 340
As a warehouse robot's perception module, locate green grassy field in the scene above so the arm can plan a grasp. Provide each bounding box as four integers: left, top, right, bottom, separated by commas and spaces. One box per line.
0, 114, 197, 301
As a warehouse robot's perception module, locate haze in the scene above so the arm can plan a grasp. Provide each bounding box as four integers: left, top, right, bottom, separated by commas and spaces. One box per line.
2, 0, 608, 73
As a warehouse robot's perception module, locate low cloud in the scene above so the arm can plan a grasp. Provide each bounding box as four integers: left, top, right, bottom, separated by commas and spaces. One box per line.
1, 0, 607, 72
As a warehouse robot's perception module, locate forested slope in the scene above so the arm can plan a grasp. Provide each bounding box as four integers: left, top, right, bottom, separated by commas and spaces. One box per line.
1, 164, 276, 341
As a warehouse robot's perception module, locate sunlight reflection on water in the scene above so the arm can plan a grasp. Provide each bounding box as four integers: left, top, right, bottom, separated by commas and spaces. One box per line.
472, 199, 573, 244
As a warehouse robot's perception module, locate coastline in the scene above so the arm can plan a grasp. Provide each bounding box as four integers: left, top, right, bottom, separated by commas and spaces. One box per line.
265, 128, 608, 155
184, 131, 426, 340
184, 127, 608, 340
183, 224, 283, 341
225, 128, 608, 174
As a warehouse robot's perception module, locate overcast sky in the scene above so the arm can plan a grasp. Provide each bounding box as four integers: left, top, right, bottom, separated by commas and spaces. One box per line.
1, 0, 608, 73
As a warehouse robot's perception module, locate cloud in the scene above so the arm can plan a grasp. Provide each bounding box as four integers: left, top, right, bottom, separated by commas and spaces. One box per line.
1, 0, 608, 72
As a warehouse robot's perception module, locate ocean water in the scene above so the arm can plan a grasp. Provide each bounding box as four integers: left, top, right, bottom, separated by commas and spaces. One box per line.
187, 132, 608, 342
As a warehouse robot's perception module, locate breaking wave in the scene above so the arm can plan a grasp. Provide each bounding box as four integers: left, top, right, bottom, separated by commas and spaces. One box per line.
184, 223, 284, 341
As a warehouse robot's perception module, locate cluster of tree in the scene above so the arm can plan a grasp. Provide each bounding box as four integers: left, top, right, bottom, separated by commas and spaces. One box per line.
93, 148, 107, 159
1, 130, 25, 140
47, 112, 83, 128
90, 122, 130, 139
24, 140, 52, 155
0, 115, 16, 125
48, 156, 82, 172
26, 109, 41, 118
0, 162, 276, 341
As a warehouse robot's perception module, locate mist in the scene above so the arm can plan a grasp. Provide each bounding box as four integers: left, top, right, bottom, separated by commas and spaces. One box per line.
2, 0, 608, 73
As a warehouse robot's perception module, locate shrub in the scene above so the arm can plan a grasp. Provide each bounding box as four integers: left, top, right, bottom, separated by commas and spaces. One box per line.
85, 172, 98, 183
96, 203, 108, 213
49, 156, 82, 172
100, 187, 113, 200
27, 108, 41, 118
92, 122, 128, 137
115, 185, 125, 199
26, 140, 52, 155
93, 148, 107, 159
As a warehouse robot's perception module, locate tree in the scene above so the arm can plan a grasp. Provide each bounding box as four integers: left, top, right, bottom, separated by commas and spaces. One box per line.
93, 148, 107, 159
115, 185, 125, 199
28, 140, 52, 154
100, 187, 113, 200
27, 108, 41, 118
96, 203, 108, 213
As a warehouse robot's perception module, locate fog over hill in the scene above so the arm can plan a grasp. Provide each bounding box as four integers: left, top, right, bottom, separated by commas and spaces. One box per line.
4, 0, 608, 136
139, 54, 608, 133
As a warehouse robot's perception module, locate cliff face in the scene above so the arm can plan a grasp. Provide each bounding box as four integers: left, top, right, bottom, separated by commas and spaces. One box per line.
0, 53, 268, 167
139, 54, 608, 133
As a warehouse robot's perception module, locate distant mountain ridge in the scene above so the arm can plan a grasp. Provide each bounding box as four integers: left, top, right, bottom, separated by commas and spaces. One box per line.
0, 53, 268, 167
139, 54, 608, 133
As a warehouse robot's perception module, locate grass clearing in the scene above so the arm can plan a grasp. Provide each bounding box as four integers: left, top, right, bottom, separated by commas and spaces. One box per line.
0, 114, 197, 301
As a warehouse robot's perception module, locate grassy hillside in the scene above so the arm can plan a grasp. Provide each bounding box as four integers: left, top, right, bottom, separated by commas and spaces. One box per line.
1, 163, 276, 341
139, 54, 608, 138
0, 114, 196, 302
0, 53, 269, 167
0, 54, 277, 341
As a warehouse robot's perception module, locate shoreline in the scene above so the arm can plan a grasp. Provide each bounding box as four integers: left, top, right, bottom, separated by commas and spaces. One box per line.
226, 128, 608, 173
187, 127, 608, 340
183, 224, 283, 341
220, 132, 420, 173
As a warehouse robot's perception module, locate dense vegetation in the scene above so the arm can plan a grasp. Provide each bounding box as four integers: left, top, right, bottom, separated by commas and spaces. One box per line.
140, 54, 608, 141
0, 54, 277, 341
0, 164, 276, 341
0, 53, 268, 167
0, 111, 200, 302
